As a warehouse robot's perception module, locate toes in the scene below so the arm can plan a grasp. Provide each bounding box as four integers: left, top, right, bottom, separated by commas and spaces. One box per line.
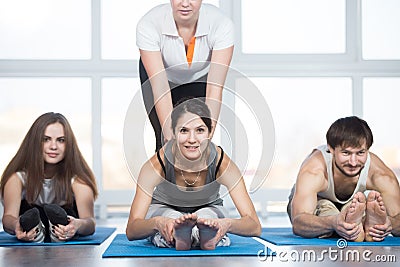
367, 190, 380, 202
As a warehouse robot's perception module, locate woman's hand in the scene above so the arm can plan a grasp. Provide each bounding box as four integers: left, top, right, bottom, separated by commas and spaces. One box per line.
155, 216, 175, 245
197, 218, 231, 242
15, 220, 39, 242
52, 216, 79, 241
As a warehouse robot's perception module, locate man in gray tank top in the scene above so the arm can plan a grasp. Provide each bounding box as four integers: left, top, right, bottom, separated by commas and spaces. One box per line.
287, 116, 400, 242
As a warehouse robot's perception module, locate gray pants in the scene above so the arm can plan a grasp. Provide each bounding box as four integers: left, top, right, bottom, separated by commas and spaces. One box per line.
287, 185, 371, 221
145, 204, 231, 248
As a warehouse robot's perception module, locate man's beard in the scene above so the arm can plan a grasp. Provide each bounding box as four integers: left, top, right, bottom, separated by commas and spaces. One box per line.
334, 161, 364, 178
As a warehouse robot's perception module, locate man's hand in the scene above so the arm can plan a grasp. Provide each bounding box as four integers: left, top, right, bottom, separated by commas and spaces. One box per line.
335, 210, 362, 241
367, 216, 392, 241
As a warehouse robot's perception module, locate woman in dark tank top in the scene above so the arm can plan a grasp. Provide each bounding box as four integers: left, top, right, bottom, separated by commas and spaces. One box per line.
126, 98, 261, 250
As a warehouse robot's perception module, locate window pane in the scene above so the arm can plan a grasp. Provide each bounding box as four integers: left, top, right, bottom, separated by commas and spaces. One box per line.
362, 0, 400, 59
0, 78, 92, 174
0, 0, 91, 59
249, 77, 352, 188
363, 78, 400, 177
101, 0, 219, 59
242, 0, 346, 54
102, 78, 144, 190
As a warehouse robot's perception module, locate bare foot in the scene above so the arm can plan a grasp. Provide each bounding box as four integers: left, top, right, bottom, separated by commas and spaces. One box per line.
364, 191, 387, 242
345, 192, 366, 242
173, 214, 197, 250
197, 219, 220, 250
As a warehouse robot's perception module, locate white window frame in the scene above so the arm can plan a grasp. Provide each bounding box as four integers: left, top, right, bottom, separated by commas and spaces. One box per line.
1, 0, 399, 218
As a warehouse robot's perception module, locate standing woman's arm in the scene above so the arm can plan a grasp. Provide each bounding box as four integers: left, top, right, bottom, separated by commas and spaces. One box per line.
206, 46, 234, 137
140, 49, 174, 142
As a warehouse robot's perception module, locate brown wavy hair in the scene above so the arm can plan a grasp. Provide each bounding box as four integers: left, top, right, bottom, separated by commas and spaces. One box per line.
326, 116, 373, 150
0, 112, 98, 206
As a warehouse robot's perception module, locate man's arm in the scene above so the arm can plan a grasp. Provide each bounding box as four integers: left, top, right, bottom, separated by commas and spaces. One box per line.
291, 152, 361, 240
368, 153, 400, 237
291, 170, 336, 237
388, 214, 400, 236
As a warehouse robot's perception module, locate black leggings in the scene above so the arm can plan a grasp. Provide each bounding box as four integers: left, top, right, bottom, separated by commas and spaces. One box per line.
139, 58, 207, 151
19, 200, 79, 242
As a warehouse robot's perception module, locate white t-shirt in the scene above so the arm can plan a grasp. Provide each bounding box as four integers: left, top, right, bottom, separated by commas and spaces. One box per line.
137, 3, 234, 84
316, 145, 370, 204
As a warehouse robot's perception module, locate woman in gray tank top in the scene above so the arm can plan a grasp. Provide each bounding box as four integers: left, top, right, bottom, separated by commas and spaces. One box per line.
126, 98, 261, 250
0, 112, 98, 243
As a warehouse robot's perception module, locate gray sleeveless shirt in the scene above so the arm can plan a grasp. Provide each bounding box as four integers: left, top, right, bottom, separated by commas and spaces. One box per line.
16, 171, 75, 206
151, 141, 223, 213
317, 145, 370, 204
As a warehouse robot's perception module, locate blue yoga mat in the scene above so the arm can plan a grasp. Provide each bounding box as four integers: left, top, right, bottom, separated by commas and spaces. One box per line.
102, 233, 269, 257
0, 227, 115, 246
261, 227, 400, 247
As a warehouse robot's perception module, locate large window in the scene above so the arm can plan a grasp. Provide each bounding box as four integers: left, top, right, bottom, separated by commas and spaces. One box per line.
1, 0, 399, 217
249, 77, 352, 189
242, 0, 346, 54
362, 0, 400, 59
101, 78, 138, 190
0, 0, 91, 59
363, 78, 400, 177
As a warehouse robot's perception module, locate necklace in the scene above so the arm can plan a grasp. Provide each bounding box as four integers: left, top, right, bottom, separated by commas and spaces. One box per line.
180, 169, 200, 186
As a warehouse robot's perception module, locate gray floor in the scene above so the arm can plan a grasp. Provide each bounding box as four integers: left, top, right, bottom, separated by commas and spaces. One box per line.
1, 215, 399, 267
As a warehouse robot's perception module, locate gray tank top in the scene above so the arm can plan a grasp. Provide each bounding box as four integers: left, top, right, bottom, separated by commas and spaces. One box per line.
17, 171, 75, 206
151, 141, 224, 213
317, 145, 370, 204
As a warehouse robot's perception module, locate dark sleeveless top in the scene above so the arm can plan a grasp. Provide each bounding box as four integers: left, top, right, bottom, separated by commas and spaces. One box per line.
151, 140, 224, 213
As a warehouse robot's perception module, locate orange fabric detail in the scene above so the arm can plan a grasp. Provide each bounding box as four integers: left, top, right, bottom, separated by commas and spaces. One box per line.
186, 36, 196, 66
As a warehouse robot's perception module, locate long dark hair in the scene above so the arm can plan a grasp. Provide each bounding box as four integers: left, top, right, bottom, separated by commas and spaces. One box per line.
0, 112, 98, 205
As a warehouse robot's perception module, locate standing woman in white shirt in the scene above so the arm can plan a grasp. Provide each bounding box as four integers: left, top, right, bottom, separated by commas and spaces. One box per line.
137, 0, 234, 151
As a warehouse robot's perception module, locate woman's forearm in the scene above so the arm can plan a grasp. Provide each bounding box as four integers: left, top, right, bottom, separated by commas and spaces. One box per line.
226, 215, 262, 237
126, 216, 160, 241
2, 214, 18, 235
75, 217, 96, 236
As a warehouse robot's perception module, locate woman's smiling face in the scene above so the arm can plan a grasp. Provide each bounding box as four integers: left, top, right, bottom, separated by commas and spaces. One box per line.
174, 111, 210, 161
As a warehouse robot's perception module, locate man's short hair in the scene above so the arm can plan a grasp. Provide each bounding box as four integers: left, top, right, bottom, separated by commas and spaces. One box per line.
326, 116, 373, 149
